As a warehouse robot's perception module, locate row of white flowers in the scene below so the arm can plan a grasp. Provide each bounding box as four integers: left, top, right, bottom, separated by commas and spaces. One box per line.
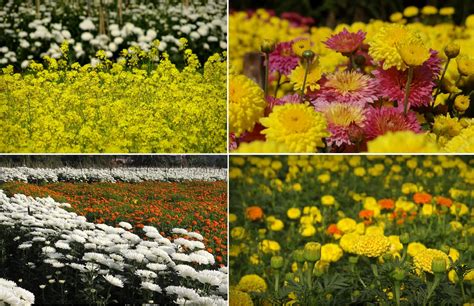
0, 191, 227, 305
0, 278, 35, 306
0, 0, 226, 67
0, 167, 227, 183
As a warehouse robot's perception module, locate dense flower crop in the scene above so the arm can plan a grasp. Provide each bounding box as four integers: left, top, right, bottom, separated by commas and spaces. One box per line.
229, 8, 474, 153
0, 45, 227, 153
229, 155, 473, 305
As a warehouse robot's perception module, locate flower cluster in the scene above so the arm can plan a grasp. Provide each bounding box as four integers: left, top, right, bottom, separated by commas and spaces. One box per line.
0, 278, 35, 305
0, 46, 227, 153
0, 0, 226, 68
0, 190, 228, 304
229, 155, 473, 305
229, 8, 474, 153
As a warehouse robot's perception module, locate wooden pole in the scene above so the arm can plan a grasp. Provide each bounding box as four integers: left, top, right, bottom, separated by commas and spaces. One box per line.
118, 0, 123, 25
35, 0, 40, 19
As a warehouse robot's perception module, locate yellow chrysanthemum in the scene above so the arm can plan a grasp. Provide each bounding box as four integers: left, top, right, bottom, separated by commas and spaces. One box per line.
398, 41, 431, 66
229, 75, 266, 136
421, 6, 438, 15
457, 56, 474, 76
466, 14, 474, 28
292, 38, 312, 57
353, 234, 391, 257
233, 140, 290, 153
403, 6, 419, 18
390, 12, 403, 22
407, 242, 427, 257
259, 240, 281, 254
433, 114, 463, 138
260, 103, 329, 152
368, 24, 422, 70
454, 95, 470, 113
413, 248, 450, 273
367, 131, 439, 153
321, 243, 344, 263
230, 288, 254, 306
439, 7, 455, 16
443, 126, 474, 153
237, 274, 267, 293
289, 62, 322, 93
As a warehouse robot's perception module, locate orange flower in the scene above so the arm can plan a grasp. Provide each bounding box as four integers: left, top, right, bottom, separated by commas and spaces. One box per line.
359, 209, 374, 219
413, 192, 432, 204
436, 196, 453, 207
326, 224, 342, 235
246, 206, 264, 221
378, 198, 394, 210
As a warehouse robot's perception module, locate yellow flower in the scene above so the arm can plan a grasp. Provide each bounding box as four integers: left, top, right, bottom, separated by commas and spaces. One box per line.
337, 218, 357, 233
388, 236, 403, 254
289, 61, 322, 93
443, 126, 474, 153
233, 141, 290, 153
413, 248, 450, 273
292, 38, 312, 57
449, 221, 463, 231
237, 274, 267, 293
321, 243, 344, 262
407, 242, 427, 257
229, 213, 238, 223
421, 6, 438, 15
467, 14, 474, 28
439, 7, 455, 16
268, 219, 285, 231
457, 56, 474, 76
229, 75, 266, 136
287, 208, 301, 219
367, 131, 439, 153
339, 233, 360, 253
230, 289, 254, 306
259, 240, 281, 253
398, 41, 431, 67
321, 195, 335, 206
421, 204, 434, 216
390, 12, 403, 22
433, 114, 462, 138
260, 103, 329, 152
353, 234, 391, 257
293, 183, 302, 191
403, 6, 419, 18
354, 167, 366, 176
300, 224, 316, 237
448, 248, 460, 262
450, 203, 469, 216
365, 226, 384, 236
454, 95, 470, 113
231, 227, 247, 240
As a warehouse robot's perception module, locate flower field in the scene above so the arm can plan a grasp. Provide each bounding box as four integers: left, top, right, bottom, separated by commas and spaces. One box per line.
0, 167, 227, 304
229, 7, 474, 153
229, 155, 473, 305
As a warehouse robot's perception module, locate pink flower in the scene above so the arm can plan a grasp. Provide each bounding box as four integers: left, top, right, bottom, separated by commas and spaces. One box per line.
269, 41, 300, 75
266, 93, 301, 115
374, 50, 442, 109
324, 28, 366, 54
312, 70, 379, 105
363, 107, 422, 140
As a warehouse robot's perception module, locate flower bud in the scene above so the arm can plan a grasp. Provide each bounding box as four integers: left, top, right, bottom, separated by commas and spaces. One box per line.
271, 256, 284, 270
302, 50, 315, 61
349, 256, 359, 264
400, 233, 410, 244
260, 39, 276, 53
432, 258, 447, 273
303, 242, 321, 262
440, 245, 450, 254
444, 43, 460, 59
391, 267, 406, 281
285, 272, 295, 282
352, 290, 361, 298
293, 249, 305, 263
457, 242, 468, 251
454, 95, 470, 113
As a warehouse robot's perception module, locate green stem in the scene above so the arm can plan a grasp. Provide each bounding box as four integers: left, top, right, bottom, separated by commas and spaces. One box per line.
300, 59, 311, 102
274, 272, 280, 294
394, 280, 401, 306
403, 67, 414, 115
306, 261, 313, 290
423, 273, 441, 306
459, 278, 466, 302
350, 54, 357, 71
264, 52, 270, 98
274, 72, 282, 97
432, 58, 451, 107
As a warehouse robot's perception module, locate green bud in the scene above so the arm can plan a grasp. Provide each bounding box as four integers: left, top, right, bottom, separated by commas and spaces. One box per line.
440, 245, 450, 254
303, 242, 321, 262
383, 253, 393, 262
285, 272, 295, 282
325, 293, 333, 301
391, 267, 406, 281
457, 242, 468, 251
271, 256, 284, 270
400, 233, 410, 244
261, 39, 276, 53
293, 249, 305, 263
349, 256, 359, 264
431, 258, 447, 273
352, 290, 361, 298
444, 43, 460, 59
302, 50, 315, 61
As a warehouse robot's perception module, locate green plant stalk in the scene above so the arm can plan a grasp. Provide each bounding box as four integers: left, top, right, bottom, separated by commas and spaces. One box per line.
274, 72, 282, 97
394, 280, 401, 306
458, 278, 466, 302
306, 261, 313, 290
423, 273, 441, 306
403, 67, 414, 115
274, 271, 280, 294
264, 52, 270, 98
300, 59, 311, 102
432, 58, 451, 106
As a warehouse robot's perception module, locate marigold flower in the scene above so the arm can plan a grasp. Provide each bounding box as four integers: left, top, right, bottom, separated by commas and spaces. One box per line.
287, 207, 301, 219
413, 248, 450, 273
237, 274, 267, 293
336, 218, 356, 233
403, 6, 419, 18
320, 243, 343, 262
378, 199, 395, 210
353, 234, 391, 257
230, 289, 254, 306
246, 206, 264, 221
435, 196, 453, 207
407, 242, 427, 257
359, 210, 374, 219
321, 195, 335, 206
413, 192, 432, 204
327, 224, 342, 236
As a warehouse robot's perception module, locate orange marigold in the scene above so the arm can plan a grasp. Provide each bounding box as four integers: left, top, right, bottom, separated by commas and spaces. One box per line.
436, 196, 453, 207
327, 224, 342, 235
246, 206, 264, 221
359, 209, 374, 219
379, 198, 395, 210
413, 192, 432, 204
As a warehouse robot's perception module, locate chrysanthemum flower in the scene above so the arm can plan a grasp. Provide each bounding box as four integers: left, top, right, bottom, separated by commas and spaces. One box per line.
266, 93, 300, 114
313, 70, 378, 105
353, 234, 391, 257
373, 51, 441, 108
314, 102, 366, 147
413, 248, 450, 274
443, 126, 474, 152
368, 24, 422, 70
233, 140, 289, 153
367, 131, 439, 153
292, 38, 312, 57
363, 107, 421, 140
398, 41, 431, 67
324, 28, 366, 54
269, 41, 300, 75
229, 75, 266, 136
260, 103, 329, 152
289, 61, 322, 93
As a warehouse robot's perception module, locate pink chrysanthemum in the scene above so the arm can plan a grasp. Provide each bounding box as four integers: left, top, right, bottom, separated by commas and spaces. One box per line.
324, 28, 366, 54
266, 93, 301, 115
312, 70, 379, 105
374, 50, 442, 108
315, 101, 366, 147
363, 107, 422, 140
269, 41, 300, 75
229, 133, 237, 151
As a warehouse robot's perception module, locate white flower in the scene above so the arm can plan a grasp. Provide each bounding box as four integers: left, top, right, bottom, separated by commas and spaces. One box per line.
174, 264, 198, 279
141, 281, 162, 292
103, 275, 123, 288
81, 32, 93, 41
118, 222, 133, 230
79, 18, 95, 31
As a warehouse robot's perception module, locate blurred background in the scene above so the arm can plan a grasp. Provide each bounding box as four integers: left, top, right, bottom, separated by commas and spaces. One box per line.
230, 0, 474, 26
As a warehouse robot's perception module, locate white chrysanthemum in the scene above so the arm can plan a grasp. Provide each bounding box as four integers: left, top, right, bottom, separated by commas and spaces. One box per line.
103, 275, 124, 288
141, 281, 162, 292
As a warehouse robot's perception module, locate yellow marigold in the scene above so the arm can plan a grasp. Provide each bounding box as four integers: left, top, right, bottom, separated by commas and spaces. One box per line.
443, 126, 474, 153
353, 234, 391, 257
439, 7, 455, 16
229, 75, 266, 136
260, 103, 329, 152
388, 236, 403, 254
233, 141, 289, 153
365, 226, 384, 236
368, 24, 421, 70
457, 56, 474, 76
449, 221, 463, 231
321, 243, 344, 263
413, 248, 450, 273
450, 203, 469, 216
321, 195, 335, 206
337, 218, 357, 233
390, 12, 403, 22
339, 233, 360, 253
421, 6, 438, 15
403, 6, 419, 17
407, 242, 427, 257
448, 248, 460, 262
237, 274, 267, 293
230, 288, 254, 306
398, 41, 431, 66
422, 204, 434, 216
231, 227, 247, 240
259, 240, 281, 254
289, 61, 322, 93
287, 208, 301, 219
300, 224, 317, 237
433, 114, 463, 138
367, 131, 439, 153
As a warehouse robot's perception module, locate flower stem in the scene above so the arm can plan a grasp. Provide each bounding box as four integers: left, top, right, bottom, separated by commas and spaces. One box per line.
403, 67, 414, 116
459, 277, 466, 302
274, 72, 282, 97
394, 280, 401, 306
274, 271, 280, 294
264, 52, 270, 98
423, 273, 441, 306
300, 59, 311, 102
306, 262, 313, 290
432, 58, 451, 107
